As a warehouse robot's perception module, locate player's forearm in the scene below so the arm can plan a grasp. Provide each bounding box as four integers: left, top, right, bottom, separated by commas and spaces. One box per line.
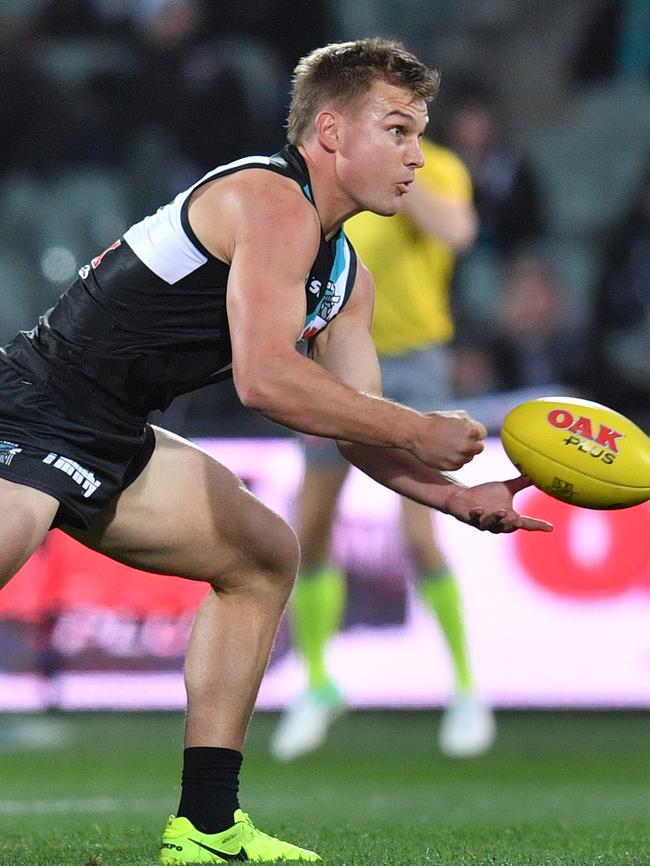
338, 441, 465, 511
234, 351, 426, 451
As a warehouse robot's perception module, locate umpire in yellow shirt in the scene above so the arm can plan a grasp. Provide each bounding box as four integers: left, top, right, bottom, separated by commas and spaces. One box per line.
271, 139, 495, 761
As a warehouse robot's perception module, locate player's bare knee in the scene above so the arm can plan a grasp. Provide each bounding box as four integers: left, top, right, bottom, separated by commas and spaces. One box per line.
215, 512, 299, 598
253, 516, 300, 596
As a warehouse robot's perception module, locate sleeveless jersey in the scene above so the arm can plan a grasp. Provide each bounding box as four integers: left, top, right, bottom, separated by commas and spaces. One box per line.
0, 145, 357, 431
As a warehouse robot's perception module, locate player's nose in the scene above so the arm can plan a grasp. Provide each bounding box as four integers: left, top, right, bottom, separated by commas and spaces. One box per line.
405, 138, 425, 169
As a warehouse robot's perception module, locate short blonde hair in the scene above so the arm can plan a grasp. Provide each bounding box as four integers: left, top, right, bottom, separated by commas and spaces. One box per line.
286, 38, 440, 145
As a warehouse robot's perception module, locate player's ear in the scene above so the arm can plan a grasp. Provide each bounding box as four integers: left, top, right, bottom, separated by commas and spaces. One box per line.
315, 110, 339, 152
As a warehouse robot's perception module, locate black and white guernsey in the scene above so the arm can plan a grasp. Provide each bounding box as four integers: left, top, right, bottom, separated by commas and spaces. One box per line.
0, 145, 357, 431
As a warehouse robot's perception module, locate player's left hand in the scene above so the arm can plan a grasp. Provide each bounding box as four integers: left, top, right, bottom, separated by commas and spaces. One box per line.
444, 475, 554, 533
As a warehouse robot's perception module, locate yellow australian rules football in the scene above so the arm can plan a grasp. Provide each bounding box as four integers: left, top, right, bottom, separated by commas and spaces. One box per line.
500, 396, 650, 509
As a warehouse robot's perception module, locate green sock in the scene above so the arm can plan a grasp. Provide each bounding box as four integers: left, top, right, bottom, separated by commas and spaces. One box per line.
291, 565, 346, 690
419, 569, 473, 693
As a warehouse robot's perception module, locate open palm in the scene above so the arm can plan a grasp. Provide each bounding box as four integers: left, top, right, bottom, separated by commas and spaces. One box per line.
445, 475, 554, 533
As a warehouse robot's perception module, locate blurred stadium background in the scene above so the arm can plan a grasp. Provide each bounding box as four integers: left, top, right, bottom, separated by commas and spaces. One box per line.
0, 1, 649, 864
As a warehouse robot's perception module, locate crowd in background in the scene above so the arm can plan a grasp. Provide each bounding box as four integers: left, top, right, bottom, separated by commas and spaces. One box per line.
1, 0, 649, 432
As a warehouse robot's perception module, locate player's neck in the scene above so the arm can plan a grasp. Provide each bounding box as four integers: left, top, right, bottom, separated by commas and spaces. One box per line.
297, 142, 361, 240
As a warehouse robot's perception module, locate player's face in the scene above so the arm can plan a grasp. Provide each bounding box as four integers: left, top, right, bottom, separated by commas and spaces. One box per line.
335, 80, 428, 216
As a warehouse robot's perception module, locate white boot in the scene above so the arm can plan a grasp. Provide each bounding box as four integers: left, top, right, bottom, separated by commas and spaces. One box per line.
438, 691, 496, 758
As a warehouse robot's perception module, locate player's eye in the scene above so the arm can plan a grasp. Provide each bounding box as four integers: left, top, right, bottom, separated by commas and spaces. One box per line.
389, 126, 405, 137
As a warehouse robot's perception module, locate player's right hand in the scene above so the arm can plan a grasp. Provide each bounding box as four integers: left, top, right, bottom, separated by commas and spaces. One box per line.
414, 410, 487, 471
444, 476, 554, 533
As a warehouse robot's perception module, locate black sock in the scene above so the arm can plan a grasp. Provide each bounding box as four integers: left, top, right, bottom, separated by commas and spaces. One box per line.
176, 746, 243, 833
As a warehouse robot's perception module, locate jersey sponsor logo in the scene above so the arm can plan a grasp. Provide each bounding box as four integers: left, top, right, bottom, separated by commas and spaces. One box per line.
42, 453, 102, 498
91, 239, 122, 269
80, 239, 122, 278
0, 441, 22, 467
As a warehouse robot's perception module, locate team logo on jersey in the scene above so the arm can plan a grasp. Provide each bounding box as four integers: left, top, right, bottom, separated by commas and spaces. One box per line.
318, 282, 341, 320
79, 239, 122, 279
301, 281, 342, 340
42, 452, 102, 498
0, 441, 22, 466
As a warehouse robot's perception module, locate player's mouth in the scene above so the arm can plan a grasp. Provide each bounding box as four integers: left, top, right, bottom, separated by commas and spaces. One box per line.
397, 180, 413, 194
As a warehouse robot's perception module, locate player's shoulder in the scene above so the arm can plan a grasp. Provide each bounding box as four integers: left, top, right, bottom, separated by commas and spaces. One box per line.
219, 167, 321, 242
224, 166, 315, 214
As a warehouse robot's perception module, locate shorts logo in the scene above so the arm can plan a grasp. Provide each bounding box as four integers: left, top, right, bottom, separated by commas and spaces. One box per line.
0, 441, 22, 466
42, 453, 102, 498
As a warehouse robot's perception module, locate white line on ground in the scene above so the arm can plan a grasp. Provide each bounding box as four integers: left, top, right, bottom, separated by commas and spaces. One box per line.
0, 797, 170, 815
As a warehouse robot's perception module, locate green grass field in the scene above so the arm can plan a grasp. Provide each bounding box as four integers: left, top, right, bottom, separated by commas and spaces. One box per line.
0, 710, 648, 865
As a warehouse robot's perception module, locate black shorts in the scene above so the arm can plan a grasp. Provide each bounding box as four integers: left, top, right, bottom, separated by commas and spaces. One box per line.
0, 362, 155, 530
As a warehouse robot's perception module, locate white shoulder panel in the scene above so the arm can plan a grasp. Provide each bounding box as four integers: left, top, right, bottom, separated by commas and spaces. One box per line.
124, 156, 273, 285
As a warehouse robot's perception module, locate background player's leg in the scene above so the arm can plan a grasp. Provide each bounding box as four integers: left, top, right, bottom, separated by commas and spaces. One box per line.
400, 496, 495, 757
0, 479, 59, 587
292, 458, 349, 691
270, 448, 349, 761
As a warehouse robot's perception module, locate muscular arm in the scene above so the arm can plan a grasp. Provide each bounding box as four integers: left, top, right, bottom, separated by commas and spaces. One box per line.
189, 173, 551, 531
189, 171, 482, 471
309, 267, 461, 508
338, 442, 550, 533
313, 275, 551, 533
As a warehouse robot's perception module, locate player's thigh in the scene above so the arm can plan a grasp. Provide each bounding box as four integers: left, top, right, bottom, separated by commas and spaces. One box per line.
64, 427, 299, 586
0, 478, 59, 586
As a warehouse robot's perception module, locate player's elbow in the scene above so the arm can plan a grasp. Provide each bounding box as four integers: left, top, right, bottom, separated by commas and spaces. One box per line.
232, 343, 307, 419
233, 363, 285, 415
234, 372, 270, 412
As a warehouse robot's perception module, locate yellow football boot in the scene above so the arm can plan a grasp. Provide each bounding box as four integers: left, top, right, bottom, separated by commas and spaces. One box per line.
160, 809, 321, 864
